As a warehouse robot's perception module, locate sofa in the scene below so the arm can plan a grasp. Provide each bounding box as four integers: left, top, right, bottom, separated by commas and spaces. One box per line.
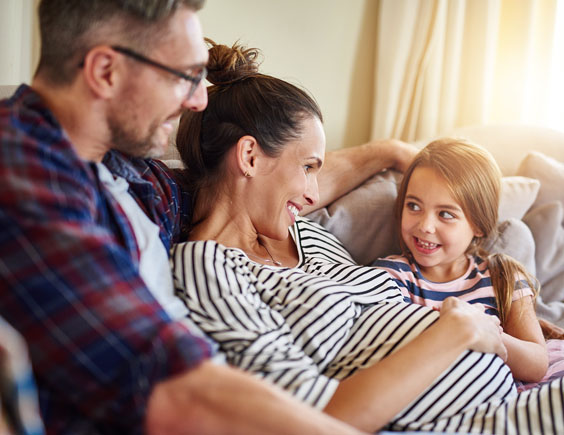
2, 84, 564, 327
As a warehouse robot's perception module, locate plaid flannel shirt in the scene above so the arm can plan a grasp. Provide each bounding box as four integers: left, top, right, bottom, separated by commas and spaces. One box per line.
0, 85, 212, 434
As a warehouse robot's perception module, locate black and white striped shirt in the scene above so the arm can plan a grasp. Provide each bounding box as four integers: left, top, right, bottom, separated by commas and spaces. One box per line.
172, 218, 564, 433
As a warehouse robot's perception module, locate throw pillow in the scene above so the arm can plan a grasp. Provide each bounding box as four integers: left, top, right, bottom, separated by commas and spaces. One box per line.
306, 170, 402, 265
483, 218, 536, 276
498, 176, 540, 222
517, 151, 564, 209
523, 201, 564, 326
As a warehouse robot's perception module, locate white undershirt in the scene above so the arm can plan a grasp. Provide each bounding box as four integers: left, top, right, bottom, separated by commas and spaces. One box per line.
97, 163, 189, 320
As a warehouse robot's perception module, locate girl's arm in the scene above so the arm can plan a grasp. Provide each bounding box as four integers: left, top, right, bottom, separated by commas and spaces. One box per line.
502, 295, 548, 382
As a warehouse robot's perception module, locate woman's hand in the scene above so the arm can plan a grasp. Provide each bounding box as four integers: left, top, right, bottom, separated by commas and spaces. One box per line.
384, 139, 419, 172
309, 139, 418, 213
439, 297, 507, 361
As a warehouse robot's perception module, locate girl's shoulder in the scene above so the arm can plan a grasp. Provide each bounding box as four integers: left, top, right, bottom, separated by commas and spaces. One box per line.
373, 255, 417, 279
373, 254, 412, 269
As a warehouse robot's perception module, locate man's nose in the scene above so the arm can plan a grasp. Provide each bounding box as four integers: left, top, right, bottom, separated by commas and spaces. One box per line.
182, 80, 208, 112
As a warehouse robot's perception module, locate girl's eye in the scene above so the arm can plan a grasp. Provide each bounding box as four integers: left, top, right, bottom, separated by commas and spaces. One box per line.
406, 202, 420, 211
304, 165, 313, 173
439, 211, 455, 219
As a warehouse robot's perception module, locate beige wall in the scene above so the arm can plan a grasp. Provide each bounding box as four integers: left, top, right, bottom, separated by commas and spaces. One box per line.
0, 0, 39, 85
0, 0, 374, 151
199, 0, 376, 150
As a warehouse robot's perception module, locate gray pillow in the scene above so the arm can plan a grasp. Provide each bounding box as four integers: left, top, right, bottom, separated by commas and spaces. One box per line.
523, 202, 564, 326
307, 170, 402, 265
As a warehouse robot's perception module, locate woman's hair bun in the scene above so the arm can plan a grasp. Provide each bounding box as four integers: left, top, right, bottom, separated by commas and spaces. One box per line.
205, 38, 262, 85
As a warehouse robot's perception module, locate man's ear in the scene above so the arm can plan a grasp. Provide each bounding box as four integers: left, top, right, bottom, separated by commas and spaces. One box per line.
81, 46, 123, 99
236, 135, 260, 177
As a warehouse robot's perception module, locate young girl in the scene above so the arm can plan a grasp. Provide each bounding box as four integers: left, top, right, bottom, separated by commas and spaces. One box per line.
374, 138, 549, 385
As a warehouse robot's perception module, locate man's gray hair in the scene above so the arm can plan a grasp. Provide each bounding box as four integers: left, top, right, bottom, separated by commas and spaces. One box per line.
36, 0, 205, 85
115, 0, 205, 20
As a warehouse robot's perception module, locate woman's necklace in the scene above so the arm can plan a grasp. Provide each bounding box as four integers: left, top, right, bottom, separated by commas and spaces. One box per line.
246, 239, 282, 266
261, 242, 282, 266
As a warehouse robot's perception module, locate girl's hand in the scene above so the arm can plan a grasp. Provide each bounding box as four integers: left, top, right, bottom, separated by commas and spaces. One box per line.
439, 297, 508, 361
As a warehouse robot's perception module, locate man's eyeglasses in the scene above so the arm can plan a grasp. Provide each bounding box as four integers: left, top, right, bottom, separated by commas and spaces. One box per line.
111, 45, 207, 99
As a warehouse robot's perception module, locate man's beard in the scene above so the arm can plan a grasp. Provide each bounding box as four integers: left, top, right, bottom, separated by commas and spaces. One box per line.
107, 116, 165, 159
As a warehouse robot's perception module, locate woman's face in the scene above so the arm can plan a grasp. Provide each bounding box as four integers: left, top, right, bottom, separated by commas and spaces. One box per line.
252, 116, 326, 240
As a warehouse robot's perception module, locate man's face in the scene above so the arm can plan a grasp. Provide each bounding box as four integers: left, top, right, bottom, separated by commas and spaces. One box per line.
108, 8, 208, 158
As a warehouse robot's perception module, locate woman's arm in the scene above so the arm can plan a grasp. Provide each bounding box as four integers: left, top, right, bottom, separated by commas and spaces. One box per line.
324, 297, 507, 433
305, 139, 418, 213
502, 296, 548, 382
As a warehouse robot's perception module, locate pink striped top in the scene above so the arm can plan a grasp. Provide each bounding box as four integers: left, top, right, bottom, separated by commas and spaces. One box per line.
374, 255, 533, 317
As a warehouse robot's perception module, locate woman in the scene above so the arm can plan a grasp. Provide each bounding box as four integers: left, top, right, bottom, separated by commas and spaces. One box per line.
171, 40, 561, 433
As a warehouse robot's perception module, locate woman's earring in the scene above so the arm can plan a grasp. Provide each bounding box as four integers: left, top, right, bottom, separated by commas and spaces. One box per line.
244, 171, 251, 177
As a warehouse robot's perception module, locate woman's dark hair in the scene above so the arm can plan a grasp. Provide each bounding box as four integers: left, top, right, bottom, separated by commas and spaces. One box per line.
175, 39, 323, 195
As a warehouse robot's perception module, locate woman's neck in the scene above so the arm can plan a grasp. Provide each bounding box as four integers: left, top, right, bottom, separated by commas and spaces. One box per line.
189, 191, 298, 267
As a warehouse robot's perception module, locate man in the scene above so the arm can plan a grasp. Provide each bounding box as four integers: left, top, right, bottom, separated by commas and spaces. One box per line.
0, 0, 414, 433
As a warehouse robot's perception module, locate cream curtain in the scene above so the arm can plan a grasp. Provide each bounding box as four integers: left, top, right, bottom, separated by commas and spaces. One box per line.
371, 0, 561, 143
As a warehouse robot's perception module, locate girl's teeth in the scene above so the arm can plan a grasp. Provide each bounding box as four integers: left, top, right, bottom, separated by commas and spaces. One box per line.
418, 239, 437, 248
289, 205, 299, 217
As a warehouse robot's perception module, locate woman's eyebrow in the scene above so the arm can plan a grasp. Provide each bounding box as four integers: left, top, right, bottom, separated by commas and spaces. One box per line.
308, 157, 323, 168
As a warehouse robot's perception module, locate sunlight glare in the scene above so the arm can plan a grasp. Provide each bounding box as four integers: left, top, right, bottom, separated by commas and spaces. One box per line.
548, 0, 564, 131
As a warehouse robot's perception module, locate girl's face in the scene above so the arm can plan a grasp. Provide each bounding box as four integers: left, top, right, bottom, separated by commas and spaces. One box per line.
401, 166, 482, 282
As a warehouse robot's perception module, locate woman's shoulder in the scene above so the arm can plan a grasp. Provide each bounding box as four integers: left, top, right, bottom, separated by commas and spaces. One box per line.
173, 238, 221, 250
295, 216, 356, 263
172, 239, 241, 262
296, 215, 335, 236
